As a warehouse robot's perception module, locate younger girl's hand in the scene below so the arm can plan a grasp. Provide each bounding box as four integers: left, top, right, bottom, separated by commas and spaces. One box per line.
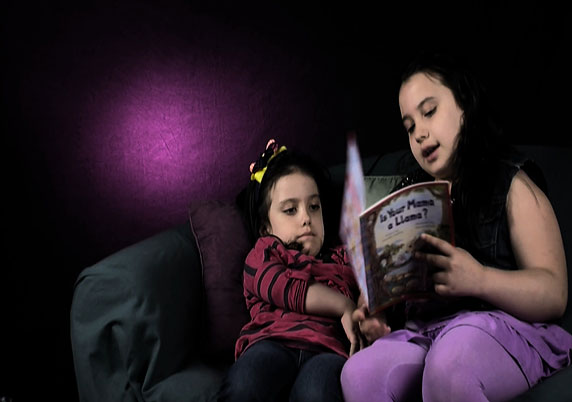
341, 307, 363, 356
353, 306, 391, 345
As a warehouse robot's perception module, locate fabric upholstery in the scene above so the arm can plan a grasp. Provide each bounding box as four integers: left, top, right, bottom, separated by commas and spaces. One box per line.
363, 175, 404, 208
188, 200, 251, 361
71, 224, 206, 401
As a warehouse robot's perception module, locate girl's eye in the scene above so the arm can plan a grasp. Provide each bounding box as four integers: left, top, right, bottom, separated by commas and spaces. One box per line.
310, 204, 321, 211
424, 107, 436, 117
283, 208, 296, 215
406, 124, 415, 135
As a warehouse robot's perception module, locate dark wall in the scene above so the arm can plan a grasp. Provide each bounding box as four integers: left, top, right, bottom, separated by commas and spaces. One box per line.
1, 1, 567, 400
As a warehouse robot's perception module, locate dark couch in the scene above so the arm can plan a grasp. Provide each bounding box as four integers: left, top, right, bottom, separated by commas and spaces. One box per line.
71, 145, 572, 401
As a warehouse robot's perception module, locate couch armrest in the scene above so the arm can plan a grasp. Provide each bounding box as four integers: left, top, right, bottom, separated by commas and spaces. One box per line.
70, 223, 204, 401
510, 366, 572, 402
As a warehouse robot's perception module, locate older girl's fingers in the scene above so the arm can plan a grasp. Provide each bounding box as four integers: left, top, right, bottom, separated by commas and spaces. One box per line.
416, 251, 449, 269
419, 233, 454, 255
434, 283, 453, 296
432, 271, 448, 284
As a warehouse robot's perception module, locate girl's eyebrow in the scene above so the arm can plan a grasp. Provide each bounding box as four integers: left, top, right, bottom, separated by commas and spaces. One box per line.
278, 193, 320, 207
278, 198, 299, 207
418, 96, 437, 109
402, 96, 437, 123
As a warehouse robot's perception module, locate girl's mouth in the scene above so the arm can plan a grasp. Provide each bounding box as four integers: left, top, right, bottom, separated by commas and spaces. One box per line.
422, 144, 439, 160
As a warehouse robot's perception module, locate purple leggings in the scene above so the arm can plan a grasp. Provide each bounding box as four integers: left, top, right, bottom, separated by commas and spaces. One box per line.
341, 313, 543, 402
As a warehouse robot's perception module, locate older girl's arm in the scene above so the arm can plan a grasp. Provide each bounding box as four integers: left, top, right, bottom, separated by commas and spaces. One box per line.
479, 170, 567, 321
419, 170, 567, 322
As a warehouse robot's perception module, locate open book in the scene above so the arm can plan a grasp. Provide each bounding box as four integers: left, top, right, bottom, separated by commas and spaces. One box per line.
340, 136, 454, 314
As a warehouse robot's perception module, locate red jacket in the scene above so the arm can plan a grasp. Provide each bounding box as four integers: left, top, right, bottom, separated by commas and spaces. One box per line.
235, 236, 359, 359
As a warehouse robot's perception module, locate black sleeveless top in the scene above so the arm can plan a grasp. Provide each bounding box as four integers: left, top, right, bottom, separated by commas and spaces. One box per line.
389, 156, 547, 322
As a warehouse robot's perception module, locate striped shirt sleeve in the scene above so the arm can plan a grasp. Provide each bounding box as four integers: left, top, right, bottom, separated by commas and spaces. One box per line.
244, 236, 313, 313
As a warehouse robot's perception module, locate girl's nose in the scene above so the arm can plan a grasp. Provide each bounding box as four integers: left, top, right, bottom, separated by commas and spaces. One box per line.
415, 127, 429, 143
301, 209, 311, 226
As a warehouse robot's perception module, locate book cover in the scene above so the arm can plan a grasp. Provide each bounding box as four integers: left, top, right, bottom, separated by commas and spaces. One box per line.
359, 180, 454, 313
340, 136, 454, 314
339, 133, 368, 296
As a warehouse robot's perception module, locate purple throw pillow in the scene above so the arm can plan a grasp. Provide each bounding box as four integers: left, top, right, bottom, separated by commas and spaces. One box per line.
188, 200, 251, 360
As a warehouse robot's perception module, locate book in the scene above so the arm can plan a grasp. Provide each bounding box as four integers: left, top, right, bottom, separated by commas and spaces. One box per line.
339, 133, 368, 297
340, 137, 454, 314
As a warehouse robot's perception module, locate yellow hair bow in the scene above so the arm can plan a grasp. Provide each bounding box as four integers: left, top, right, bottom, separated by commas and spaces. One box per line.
249, 139, 287, 184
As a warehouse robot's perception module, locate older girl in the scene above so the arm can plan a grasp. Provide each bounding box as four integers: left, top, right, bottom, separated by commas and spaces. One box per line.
341, 52, 572, 402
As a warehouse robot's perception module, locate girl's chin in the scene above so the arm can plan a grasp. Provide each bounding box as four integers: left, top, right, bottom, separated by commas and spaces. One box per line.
304, 242, 323, 257
422, 161, 452, 180
430, 169, 453, 181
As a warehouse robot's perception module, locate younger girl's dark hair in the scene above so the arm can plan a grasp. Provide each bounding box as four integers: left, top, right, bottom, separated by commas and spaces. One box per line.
400, 51, 514, 244
237, 149, 333, 249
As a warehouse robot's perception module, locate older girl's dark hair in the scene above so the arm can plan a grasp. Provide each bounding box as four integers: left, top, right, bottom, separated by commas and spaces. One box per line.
237, 150, 334, 248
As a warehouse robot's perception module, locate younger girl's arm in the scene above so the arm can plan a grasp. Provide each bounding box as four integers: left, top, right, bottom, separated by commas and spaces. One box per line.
305, 282, 356, 317
417, 170, 567, 322
244, 237, 313, 313
305, 282, 360, 354
350, 293, 392, 345
245, 237, 363, 353
245, 237, 358, 316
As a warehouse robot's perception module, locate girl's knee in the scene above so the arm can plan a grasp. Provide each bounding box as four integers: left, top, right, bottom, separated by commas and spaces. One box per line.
341, 352, 378, 402
341, 349, 383, 391
422, 349, 482, 402
291, 354, 345, 402
342, 343, 426, 402
340, 355, 360, 388
340, 356, 362, 401
422, 322, 526, 402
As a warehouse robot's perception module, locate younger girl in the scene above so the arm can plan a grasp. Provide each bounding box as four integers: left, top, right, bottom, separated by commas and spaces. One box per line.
341, 52, 572, 402
218, 140, 361, 402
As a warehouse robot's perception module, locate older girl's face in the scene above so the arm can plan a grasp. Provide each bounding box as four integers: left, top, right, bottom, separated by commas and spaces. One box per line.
399, 72, 464, 180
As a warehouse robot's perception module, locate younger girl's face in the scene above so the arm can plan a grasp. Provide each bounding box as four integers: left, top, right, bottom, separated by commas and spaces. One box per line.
265, 172, 325, 257
399, 72, 464, 180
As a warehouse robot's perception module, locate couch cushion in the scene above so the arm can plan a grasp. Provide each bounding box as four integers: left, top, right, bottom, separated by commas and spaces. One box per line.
188, 201, 251, 361
364, 175, 405, 208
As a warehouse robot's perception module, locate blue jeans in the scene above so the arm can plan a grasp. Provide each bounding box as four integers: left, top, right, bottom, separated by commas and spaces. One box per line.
218, 340, 346, 402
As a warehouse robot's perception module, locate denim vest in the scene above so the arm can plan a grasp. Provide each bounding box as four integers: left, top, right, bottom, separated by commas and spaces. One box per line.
393, 157, 545, 320
456, 157, 545, 271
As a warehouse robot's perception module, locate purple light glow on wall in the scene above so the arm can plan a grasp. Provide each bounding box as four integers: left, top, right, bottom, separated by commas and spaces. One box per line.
82, 61, 257, 227
68, 27, 339, 251
87, 63, 207, 205
11, 3, 345, 257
